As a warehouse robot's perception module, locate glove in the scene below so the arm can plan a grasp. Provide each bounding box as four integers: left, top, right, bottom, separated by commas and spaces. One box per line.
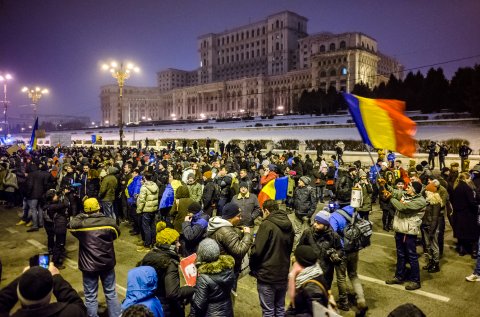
377, 178, 386, 186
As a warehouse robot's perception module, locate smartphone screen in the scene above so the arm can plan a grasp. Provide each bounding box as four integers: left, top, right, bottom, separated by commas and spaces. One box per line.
38, 254, 50, 269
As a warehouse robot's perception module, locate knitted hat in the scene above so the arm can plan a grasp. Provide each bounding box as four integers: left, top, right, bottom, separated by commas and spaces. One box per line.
196, 238, 220, 263
348, 166, 357, 173
17, 267, 53, 307
239, 181, 249, 189
425, 182, 437, 193
268, 164, 276, 171
299, 176, 311, 185
410, 181, 423, 194
221, 202, 241, 220
188, 201, 202, 214
415, 164, 424, 172
156, 227, 180, 245
314, 209, 330, 226
394, 178, 405, 185
203, 171, 212, 179
83, 198, 100, 213
187, 173, 195, 180
450, 162, 459, 167
156, 221, 167, 233
381, 162, 388, 167
294, 245, 317, 267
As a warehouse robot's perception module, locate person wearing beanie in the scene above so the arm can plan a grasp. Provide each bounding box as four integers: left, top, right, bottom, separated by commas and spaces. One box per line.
186, 172, 202, 203
190, 239, 235, 317
201, 170, 217, 216
249, 199, 294, 317
139, 223, 194, 317
260, 163, 279, 187
233, 180, 262, 227
356, 169, 373, 221
0, 265, 87, 316
336, 165, 358, 207
180, 202, 210, 257
98, 164, 118, 220
207, 202, 253, 289
69, 197, 122, 317
122, 266, 164, 317
422, 178, 443, 274
386, 181, 427, 291
286, 245, 329, 316
213, 165, 235, 215
291, 170, 317, 250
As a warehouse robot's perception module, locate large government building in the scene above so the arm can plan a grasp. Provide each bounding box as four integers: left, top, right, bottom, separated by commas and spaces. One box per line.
100, 11, 403, 124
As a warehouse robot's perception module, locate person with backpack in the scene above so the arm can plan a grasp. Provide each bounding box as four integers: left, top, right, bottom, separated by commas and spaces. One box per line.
290, 176, 317, 250
385, 181, 427, 291
329, 205, 370, 314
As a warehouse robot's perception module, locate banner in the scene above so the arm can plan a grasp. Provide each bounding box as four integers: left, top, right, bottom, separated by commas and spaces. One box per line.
180, 253, 197, 286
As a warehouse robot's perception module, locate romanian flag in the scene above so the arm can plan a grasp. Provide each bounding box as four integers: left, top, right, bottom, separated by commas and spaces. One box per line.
29, 117, 39, 151
258, 176, 289, 208
343, 93, 417, 157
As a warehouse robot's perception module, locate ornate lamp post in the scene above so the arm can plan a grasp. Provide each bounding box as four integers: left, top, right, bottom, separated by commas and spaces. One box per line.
0, 73, 13, 138
21, 86, 49, 119
101, 61, 139, 148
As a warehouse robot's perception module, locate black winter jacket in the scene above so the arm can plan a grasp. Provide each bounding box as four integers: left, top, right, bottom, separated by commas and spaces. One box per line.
69, 213, 120, 272
249, 210, 294, 284
190, 255, 235, 317
202, 179, 216, 209
25, 168, 53, 200
0, 274, 86, 317
336, 174, 356, 204
139, 244, 194, 317
293, 185, 317, 218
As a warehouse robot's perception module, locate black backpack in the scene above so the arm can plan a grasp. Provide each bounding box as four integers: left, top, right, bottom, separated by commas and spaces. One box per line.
336, 209, 373, 253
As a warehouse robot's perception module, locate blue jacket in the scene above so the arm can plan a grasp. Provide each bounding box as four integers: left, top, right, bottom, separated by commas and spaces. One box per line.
127, 175, 143, 205
159, 184, 174, 209
387, 152, 396, 162
369, 164, 382, 184
329, 205, 355, 247
122, 266, 164, 317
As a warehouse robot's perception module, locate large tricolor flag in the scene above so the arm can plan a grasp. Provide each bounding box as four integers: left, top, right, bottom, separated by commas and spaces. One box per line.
29, 117, 39, 151
343, 93, 417, 157
257, 176, 289, 208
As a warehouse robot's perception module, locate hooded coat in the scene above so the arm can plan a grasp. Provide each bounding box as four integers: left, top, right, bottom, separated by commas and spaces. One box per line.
190, 255, 235, 317
249, 209, 294, 285
451, 180, 479, 240
122, 266, 164, 317
137, 181, 159, 213
391, 190, 427, 236
98, 170, 118, 202
170, 186, 195, 233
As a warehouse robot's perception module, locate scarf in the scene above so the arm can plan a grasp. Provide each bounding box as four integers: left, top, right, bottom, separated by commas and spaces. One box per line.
288, 262, 324, 307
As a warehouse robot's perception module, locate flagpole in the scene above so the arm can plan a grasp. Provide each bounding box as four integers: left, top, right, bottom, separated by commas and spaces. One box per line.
365, 143, 380, 177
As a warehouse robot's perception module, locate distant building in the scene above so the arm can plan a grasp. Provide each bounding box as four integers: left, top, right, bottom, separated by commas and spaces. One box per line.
100, 10, 403, 123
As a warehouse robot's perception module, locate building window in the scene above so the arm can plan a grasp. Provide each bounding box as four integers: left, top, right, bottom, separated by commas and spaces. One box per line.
320, 45, 325, 52
320, 71, 327, 77
329, 43, 336, 51
330, 69, 337, 76
340, 41, 346, 49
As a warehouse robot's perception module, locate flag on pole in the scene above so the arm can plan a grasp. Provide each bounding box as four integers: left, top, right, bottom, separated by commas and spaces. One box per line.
342, 93, 417, 157
257, 176, 289, 208
29, 117, 39, 151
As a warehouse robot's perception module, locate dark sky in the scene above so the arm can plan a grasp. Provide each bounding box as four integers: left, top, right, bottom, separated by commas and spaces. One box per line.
1, 0, 479, 121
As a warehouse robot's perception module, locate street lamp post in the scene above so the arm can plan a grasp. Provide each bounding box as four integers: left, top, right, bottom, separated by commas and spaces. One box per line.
102, 61, 139, 149
21, 86, 49, 120
0, 73, 13, 138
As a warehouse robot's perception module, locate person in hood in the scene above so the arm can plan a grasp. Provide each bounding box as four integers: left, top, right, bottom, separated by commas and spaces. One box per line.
421, 182, 443, 273
207, 202, 253, 290
137, 173, 160, 252
190, 238, 235, 317
249, 199, 294, 317
180, 202, 210, 257
122, 266, 164, 317
386, 181, 427, 291
170, 185, 194, 234
98, 166, 118, 220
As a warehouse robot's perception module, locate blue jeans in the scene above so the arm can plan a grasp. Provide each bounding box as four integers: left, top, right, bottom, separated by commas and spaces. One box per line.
474, 236, 480, 275
27, 199, 43, 229
141, 212, 156, 246
21, 198, 31, 222
257, 282, 287, 317
394, 233, 420, 284
101, 201, 116, 220
82, 269, 121, 317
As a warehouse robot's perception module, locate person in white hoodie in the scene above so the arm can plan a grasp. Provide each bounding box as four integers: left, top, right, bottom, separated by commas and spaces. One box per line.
207, 202, 253, 290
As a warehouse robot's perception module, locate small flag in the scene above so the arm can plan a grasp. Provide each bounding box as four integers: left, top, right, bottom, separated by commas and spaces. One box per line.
29, 117, 39, 151
258, 176, 288, 208
343, 93, 417, 157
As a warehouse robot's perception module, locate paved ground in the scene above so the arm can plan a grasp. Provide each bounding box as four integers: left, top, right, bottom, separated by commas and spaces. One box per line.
1, 204, 479, 316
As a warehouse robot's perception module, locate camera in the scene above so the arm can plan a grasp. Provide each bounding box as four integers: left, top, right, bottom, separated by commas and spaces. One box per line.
326, 248, 342, 264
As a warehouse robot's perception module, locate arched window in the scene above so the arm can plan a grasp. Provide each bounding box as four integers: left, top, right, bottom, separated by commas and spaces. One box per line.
329, 43, 336, 51
319, 45, 325, 52
340, 41, 346, 49
320, 71, 327, 77
330, 69, 337, 76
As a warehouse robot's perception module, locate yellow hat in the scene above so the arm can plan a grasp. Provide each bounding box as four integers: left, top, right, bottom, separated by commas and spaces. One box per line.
156, 228, 180, 245
83, 198, 100, 213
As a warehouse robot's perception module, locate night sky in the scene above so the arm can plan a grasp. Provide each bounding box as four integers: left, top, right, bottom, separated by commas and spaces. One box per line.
1, 0, 479, 121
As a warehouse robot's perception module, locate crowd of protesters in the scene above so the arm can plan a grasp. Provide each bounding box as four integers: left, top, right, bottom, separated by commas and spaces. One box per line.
0, 139, 478, 317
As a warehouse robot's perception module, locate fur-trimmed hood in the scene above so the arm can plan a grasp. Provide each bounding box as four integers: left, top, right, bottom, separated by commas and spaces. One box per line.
197, 255, 235, 275
425, 191, 442, 205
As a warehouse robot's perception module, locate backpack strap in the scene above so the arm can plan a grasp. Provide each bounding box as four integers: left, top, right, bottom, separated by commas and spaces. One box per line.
302, 279, 329, 300
336, 208, 353, 224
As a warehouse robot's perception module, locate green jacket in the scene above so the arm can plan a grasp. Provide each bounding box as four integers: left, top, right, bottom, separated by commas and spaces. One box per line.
137, 181, 159, 213
99, 174, 118, 202
391, 191, 427, 235
187, 182, 203, 203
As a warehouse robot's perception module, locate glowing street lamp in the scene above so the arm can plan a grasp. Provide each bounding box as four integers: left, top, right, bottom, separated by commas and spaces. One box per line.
101, 60, 140, 148
0, 73, 13, 137
21, 85, 49, 119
